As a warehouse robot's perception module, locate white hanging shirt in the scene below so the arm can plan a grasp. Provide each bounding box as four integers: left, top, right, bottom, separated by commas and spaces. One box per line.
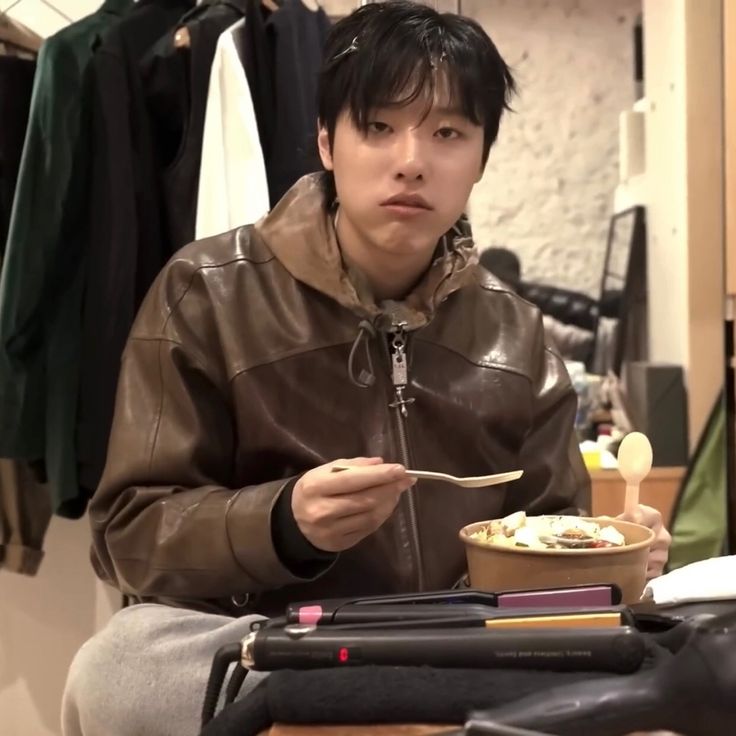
196, 18, 269, 240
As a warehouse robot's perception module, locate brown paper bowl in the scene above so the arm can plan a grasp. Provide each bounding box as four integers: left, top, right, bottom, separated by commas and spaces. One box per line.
459, 516, 655, 605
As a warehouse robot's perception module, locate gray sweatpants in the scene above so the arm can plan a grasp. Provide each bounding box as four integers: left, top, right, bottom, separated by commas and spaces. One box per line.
62, 603, 268, 736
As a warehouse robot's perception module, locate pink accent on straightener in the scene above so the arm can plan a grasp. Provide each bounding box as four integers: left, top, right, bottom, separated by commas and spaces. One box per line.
298, 605, 323, 625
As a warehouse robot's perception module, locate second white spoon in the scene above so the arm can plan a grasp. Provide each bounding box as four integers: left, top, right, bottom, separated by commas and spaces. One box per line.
331, 465, 523, 489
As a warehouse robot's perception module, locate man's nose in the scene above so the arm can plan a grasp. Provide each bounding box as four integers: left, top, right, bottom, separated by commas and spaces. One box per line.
393, 132, 426, 181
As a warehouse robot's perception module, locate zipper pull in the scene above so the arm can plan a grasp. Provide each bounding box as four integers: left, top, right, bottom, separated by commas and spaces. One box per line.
390, 333, 408, 387
389, 323, 414, 417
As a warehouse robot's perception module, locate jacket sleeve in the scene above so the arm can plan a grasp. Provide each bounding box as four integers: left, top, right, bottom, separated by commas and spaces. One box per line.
501, 323, 592, 518
0, 41, 88, 460
89, 265, 332, 601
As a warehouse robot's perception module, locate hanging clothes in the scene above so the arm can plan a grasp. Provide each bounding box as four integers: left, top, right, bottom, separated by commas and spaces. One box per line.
233, 0, 275, 172
263, 0, 331, 205
76, 0, 195, 498
195, 17, 269, 240
143, 0, 250, 252
0, 56, 35, 254
0, 44, 52, 577
78, 0, 247, 496
0, 0, 134, 520
0, 458, 51, 575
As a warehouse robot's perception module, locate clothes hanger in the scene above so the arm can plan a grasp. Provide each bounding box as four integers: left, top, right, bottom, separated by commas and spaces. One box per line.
0, 0, 43, 51
174, 0, 249, 49
173, 25, 190, 48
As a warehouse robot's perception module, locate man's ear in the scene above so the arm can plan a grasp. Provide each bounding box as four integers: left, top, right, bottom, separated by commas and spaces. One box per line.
317, 123, 334, 171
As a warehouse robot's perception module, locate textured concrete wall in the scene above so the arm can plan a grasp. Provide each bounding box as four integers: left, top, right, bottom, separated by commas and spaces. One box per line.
465, 0, 640, 296
323, 0, 641, 296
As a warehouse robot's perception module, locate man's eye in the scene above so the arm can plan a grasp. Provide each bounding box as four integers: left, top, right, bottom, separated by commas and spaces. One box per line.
436, 127, 461, 140
367, 122, 391, 134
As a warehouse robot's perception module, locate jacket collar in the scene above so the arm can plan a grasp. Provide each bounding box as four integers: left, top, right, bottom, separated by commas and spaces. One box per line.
256, 173, 478, 331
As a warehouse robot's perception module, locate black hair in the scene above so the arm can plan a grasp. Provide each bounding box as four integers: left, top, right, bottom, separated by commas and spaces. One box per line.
317, 0, 516, 205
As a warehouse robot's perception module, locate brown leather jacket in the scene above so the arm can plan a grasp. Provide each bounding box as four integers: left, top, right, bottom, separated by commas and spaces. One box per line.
90, 174, 590, 616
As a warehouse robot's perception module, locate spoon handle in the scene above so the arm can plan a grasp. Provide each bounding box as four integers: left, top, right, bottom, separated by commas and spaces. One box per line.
624, 483, 640, 518
331, 466, 450, 481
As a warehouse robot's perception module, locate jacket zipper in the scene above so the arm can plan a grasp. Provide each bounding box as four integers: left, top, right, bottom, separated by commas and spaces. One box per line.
386, 322, 425, 590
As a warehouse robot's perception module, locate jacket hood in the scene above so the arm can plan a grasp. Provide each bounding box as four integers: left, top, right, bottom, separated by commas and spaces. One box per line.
255, 173, 478, 331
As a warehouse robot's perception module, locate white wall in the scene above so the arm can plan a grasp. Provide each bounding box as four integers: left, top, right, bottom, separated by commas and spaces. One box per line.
0, 519, 118, 736
466, 0, 641, 297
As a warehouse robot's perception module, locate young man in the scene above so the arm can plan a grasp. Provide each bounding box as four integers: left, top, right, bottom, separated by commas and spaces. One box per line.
63, 3, 670, 734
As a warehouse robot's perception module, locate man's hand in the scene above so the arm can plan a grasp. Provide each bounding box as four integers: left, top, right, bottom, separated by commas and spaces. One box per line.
616, 504, 672, 579
292, 457, 416, 553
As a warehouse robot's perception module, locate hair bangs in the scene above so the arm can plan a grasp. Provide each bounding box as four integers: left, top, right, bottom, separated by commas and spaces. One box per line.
345, 23, 438, 131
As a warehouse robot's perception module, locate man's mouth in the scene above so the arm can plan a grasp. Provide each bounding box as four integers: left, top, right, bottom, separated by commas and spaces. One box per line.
380, 193, 433, 212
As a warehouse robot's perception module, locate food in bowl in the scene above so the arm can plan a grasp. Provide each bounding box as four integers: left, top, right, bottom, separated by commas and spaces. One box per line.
460, 515, 654, 605
469, 511, 626, 550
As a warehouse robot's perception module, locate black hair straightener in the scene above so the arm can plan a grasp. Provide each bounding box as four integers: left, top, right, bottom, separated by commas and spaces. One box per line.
199, 583, 639, 727
285, 583, 622, 625
201, 620, 650, 728
240, 623, 647, 673
260, 602, 634, 630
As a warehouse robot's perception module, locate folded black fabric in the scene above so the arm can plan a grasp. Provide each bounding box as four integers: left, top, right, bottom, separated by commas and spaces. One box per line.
200, 660, 664, 736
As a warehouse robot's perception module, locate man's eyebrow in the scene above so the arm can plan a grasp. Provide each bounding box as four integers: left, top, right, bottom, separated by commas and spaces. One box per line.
431, 105, 466, 116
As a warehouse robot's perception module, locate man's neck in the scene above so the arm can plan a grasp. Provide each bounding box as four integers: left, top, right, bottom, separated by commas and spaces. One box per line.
334, 209, 436, 302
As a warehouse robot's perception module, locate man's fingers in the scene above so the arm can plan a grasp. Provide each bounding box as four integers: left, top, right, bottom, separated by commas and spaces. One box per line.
616, 504, 663, 530
321, 463, 410, 496
298, 481, 407, 527
647, 553, 668, 578
336, 505, 397, 538
312, 510, 393, 551
637, 504, 663, 526
333, 457, 384, 468
329, 484, 406, 519
294, 457, 421, 551
609, 506, 672, 580
651, 528, 672, 559
615, 509, 644, 525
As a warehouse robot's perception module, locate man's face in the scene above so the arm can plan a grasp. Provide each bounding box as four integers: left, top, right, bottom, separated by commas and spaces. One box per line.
318, 84, 485, 259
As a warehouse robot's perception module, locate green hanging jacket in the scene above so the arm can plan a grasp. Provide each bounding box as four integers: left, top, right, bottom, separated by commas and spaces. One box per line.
667, 392, 727, 570
0, 0, 133, 518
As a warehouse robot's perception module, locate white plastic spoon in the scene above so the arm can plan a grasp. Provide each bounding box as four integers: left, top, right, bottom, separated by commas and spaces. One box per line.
617, 431, 653, 517
331, 465, 523, 489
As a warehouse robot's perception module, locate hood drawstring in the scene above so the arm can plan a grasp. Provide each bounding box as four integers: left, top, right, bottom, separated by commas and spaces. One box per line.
348, 320, 376, 388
